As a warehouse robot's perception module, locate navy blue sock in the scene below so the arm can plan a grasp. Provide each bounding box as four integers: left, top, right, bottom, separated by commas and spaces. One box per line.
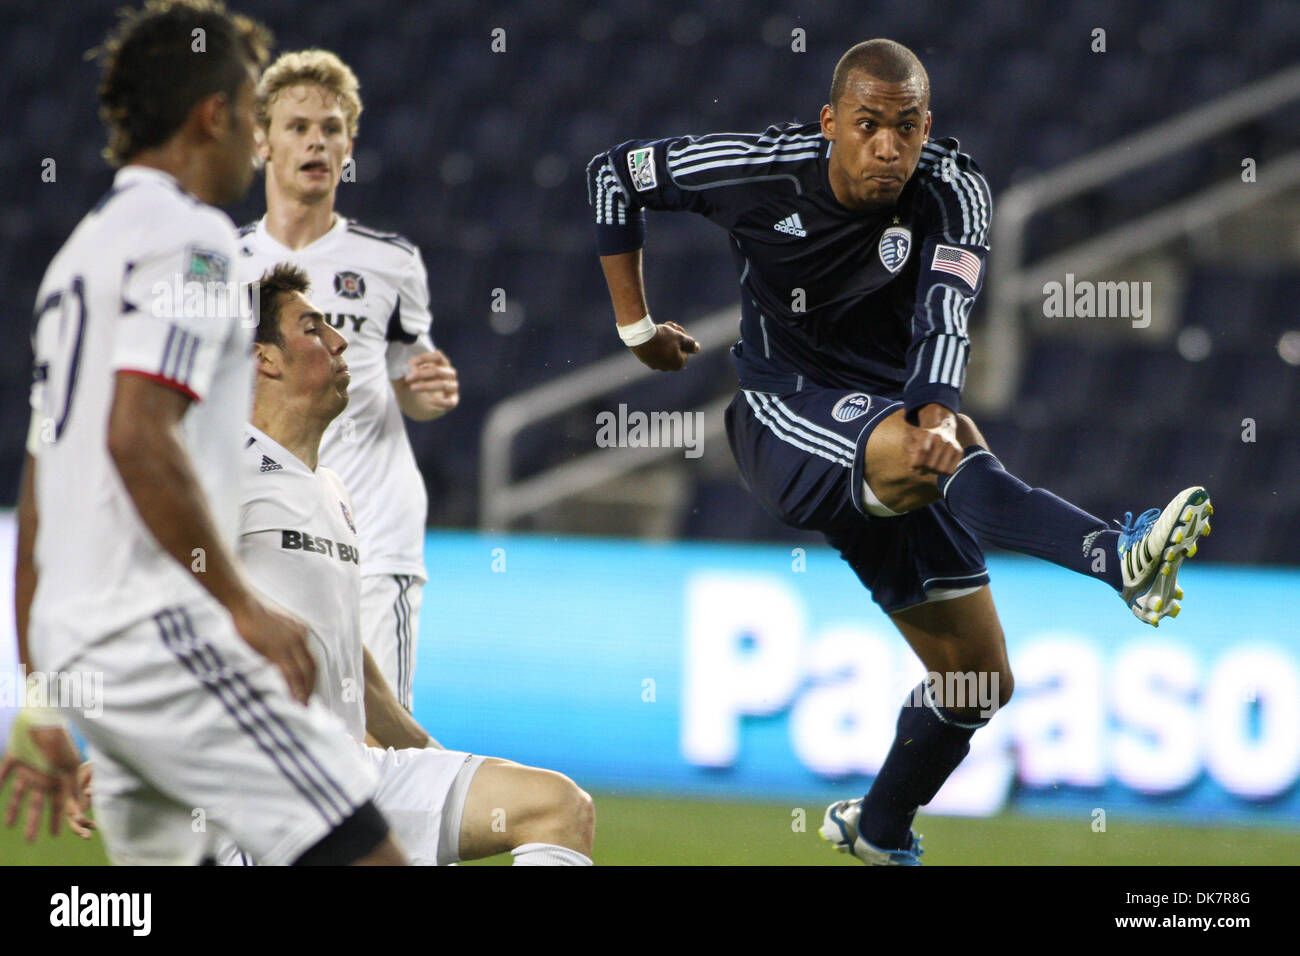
859, 684, 987, 850
937, 446, 1123, 592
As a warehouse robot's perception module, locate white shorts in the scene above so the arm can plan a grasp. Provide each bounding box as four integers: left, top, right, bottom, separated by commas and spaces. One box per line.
363, 744, 485, 865
360, 573, 424, 712
72, 601, 378, 866
221, 744, 484, 866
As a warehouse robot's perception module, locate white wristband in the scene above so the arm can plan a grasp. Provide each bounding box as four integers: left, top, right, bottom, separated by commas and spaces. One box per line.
617, 314, 657, 347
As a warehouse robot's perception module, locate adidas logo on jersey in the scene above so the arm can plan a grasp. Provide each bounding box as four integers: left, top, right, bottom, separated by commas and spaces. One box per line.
260, 455, 282, 473
773, 213, 807, 238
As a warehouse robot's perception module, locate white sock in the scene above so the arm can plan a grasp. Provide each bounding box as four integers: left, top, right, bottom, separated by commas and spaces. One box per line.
510, 842, 593, 866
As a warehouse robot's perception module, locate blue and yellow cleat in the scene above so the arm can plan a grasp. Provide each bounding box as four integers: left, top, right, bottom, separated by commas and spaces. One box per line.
820, 799, 924, 866
1117, 486, 1212, 627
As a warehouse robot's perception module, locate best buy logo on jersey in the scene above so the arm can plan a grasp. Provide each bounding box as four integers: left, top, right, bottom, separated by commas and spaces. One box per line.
280, 529, 359, 565
627, 148, 657, 192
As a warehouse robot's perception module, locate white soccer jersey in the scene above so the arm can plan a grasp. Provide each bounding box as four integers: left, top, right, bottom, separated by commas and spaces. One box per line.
238, 425, 366, 741
240, 215, 433, 580
28, 166, 252, 673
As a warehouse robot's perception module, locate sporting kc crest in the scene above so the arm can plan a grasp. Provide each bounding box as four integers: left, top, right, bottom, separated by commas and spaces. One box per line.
878, 225, 912, 274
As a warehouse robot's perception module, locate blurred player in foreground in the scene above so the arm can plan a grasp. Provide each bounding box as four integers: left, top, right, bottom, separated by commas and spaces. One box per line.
588, 39, 1211, 865
220, 264, 593, 865
240, 49, 458, 711
3, 0, 403, 865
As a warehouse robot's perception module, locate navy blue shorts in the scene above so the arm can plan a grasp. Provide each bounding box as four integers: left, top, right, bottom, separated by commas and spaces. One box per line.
724, 387, 989, 613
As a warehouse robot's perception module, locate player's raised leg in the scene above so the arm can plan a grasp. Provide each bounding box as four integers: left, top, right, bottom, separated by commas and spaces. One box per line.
822, 586, 1012, 865
862, 405, 1211, 625
456, 758, 595, 865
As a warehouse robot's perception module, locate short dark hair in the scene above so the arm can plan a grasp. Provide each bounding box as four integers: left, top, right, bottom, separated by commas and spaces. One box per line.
255, 262, 311, 348
829, 39, 930, 108
92, 0, 273, 166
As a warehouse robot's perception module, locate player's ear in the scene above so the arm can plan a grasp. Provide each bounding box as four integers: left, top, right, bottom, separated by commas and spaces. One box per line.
254, 125, 271, 166
193, 90, 230, 143
820, 103, 835, 140
923, 110, 932, 142
187, 90, 222, 143
253, 342, 283, 378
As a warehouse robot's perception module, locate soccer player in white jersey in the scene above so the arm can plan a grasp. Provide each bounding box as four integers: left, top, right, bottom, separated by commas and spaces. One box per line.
1, 1, 404, 865
239, 50, 458, 711
222, 264, 592, 865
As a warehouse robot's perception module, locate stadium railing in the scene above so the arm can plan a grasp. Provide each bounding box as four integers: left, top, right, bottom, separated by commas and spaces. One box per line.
479, 306, 736, 530
977, 62, 1300, 411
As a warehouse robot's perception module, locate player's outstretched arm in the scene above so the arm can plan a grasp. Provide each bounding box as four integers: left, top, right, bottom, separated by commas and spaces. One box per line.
599, 250, 700, 371
107, 373, 317, 702
362, 647, 442, 750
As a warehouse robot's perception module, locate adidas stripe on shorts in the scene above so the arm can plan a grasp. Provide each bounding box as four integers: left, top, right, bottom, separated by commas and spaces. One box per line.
71, 599, 378, 865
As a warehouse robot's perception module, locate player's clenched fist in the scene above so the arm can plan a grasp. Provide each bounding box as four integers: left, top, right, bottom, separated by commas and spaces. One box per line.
402, 350, 459, 418
905, 403, 963, 476
631, 321, 701, 372
231, 597, 318, 704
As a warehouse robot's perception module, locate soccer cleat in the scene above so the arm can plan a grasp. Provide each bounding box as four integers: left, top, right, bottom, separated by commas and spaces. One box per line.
820, 799, 924, 866
1116, 487, 1212, 626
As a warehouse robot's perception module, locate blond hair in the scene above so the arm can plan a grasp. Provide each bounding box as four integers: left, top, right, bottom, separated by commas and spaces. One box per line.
256, 49, 361, 138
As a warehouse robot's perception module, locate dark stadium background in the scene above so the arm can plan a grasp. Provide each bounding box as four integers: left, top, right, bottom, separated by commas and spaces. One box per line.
3, 0, 1298, 561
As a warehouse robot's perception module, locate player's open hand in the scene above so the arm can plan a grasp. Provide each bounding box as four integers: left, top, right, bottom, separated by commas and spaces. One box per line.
402, 350, 459, 419
1, 723, 84, 842
631, 321, 701, 372
64, 761, 95, 839
232, 597, 318, 705
905, 403, 963, 476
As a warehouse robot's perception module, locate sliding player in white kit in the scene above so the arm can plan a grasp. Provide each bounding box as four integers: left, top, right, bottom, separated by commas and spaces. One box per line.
1, 1, 404, 865
239, 49, 457, 711
220, 264, 593, 865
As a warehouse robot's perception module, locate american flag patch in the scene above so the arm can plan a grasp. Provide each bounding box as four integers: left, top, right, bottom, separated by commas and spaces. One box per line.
931, 245, 982, 290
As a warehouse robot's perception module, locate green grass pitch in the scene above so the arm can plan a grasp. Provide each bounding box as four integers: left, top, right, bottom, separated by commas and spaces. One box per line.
2, 781, 1296, 865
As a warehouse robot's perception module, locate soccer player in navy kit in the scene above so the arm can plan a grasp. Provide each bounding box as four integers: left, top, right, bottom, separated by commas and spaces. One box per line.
588, 39, 1212, 864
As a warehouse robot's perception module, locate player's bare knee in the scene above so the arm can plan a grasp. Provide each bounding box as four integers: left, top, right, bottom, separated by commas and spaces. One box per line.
965, 666, 1012, 722
569, 782, 595, 852
515, 768, 593, 854
996, 667, 1014, 708
550, 775, 594, 854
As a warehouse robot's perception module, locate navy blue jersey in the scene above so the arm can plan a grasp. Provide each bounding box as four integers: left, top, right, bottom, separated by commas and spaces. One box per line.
587, 124, 991, 418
